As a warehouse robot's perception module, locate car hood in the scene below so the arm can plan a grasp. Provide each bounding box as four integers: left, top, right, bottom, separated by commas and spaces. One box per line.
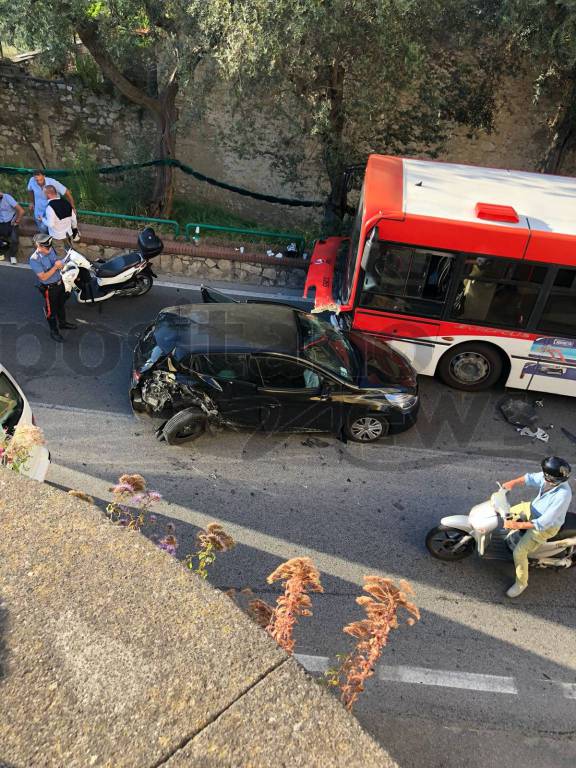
348, 332, 417, 390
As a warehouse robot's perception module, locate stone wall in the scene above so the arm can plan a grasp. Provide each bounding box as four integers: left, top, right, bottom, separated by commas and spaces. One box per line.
0, 61, 155, 172
13, 229, 308, 289
2, 59, 576, 234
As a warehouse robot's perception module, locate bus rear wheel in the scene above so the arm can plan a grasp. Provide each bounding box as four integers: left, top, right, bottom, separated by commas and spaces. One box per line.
438, 343, 503, 391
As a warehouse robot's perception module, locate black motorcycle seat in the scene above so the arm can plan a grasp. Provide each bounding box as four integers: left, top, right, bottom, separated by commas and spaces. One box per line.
548, 512, 576, 541
96, 251, 143, 278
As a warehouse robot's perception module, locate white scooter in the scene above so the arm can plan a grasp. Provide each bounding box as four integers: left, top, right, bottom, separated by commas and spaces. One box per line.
426, 486, 576, 569
61, 227, 163, 303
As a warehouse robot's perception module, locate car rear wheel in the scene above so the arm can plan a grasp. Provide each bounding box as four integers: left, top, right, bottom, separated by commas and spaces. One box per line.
162, 408, 207, 445
438, 343, 503, 391
345, 413, 389, 443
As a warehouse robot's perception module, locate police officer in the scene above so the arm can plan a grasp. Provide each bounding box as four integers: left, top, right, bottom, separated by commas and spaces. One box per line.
29, 233, 77, 342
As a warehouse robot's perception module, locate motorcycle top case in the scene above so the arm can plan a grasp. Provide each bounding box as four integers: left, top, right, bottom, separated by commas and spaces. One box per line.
138, 228, 163, 258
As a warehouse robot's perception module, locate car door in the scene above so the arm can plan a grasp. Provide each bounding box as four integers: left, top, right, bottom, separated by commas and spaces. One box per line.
191, 352, 266, 427
253, 355, 339, 433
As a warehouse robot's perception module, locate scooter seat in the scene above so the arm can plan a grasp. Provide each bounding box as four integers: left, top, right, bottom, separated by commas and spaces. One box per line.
548, 512, 576, 541
96, 251, 143, 278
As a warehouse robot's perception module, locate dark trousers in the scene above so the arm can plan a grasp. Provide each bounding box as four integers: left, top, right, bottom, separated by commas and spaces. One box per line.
0, 222, 19, 261
41, 281, 68, 332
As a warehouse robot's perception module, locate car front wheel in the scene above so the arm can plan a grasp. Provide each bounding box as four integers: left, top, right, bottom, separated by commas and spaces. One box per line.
345, 412, 389, 443
162, 408, 207, 445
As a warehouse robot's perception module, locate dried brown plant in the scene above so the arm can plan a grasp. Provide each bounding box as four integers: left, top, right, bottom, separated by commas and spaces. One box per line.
248, 598, 275, 628
196, 522, 236, 553
68, 490, 96, 505
337, 576, 420, 710
265, 557, 324, 654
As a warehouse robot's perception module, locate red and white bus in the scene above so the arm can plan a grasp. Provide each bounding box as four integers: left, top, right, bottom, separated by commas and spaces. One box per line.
304, 155, 576, 397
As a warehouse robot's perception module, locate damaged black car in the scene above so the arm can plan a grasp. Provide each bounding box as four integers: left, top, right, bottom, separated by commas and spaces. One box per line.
130, 303, 419, 445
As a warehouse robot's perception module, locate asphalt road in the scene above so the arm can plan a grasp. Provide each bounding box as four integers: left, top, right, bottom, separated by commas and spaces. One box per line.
2, 263, 575, 768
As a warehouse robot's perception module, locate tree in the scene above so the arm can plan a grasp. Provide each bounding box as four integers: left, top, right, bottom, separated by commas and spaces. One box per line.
501, 0, 576, 173
214, 0, 503, 227
0, 1, 221, 215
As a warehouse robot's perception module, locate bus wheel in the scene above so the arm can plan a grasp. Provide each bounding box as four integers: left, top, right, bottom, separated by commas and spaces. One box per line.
438, 343, 503, 391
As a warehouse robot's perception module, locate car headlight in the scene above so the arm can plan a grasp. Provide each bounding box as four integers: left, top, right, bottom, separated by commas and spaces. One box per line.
384, 393, 418, 410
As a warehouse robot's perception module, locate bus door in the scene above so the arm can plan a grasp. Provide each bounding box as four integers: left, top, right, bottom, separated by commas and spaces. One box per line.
351, 238, 456, 375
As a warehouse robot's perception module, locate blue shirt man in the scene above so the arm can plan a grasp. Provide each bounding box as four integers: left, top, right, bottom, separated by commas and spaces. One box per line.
524, 471, 572, 531
0, 192, 20, 224
0, 192, 24, 262
502, 457, 572, 598
27, 171, 74, 232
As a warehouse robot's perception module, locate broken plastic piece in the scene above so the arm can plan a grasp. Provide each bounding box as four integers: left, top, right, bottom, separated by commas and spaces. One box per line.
517, 426, 550, 443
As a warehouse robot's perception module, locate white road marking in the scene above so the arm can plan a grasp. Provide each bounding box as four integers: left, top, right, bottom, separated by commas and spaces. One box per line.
294, 655, 576, 701
295, 654, 331, 673
377, 664, 518, 695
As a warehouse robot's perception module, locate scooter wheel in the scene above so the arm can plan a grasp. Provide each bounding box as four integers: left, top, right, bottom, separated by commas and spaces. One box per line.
425, 525, 476, 561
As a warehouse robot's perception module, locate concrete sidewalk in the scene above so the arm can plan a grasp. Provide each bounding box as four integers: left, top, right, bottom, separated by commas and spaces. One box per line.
0, 470, 395, 768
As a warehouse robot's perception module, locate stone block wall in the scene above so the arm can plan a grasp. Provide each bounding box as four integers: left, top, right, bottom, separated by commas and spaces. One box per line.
13, 232, 308, 289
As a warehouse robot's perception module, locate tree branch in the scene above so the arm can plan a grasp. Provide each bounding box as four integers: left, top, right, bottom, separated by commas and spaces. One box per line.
77, 19, 160, 115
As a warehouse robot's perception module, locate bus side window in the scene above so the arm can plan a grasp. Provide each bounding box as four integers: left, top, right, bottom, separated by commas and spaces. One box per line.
536, 268, 576, 336
450, 257, 545, 328
360, 242, 455, 318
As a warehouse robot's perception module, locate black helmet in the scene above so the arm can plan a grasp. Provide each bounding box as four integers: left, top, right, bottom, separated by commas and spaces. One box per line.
541, 456, 571, 483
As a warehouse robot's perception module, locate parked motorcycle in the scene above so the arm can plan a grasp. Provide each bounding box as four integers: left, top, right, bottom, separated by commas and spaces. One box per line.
61, 227, 163, 303
426, 485, 576, 570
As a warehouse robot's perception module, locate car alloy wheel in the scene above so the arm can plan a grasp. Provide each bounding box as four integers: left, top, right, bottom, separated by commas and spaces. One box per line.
349, 415, 385, 442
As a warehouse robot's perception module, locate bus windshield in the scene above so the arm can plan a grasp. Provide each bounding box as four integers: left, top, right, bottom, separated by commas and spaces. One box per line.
340, 187, 365, 305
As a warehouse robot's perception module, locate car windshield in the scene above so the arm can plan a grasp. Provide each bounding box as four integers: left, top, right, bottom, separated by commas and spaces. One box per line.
296, 314, 357, 381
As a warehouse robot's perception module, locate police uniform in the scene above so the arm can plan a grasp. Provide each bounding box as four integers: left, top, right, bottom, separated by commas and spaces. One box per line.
29, 245, 73, 340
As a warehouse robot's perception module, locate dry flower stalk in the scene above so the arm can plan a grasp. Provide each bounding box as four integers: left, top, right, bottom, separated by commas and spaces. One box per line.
68, 490, 96, 505
338, 576, 420, 710
264, 557, 324, 654
188, 522, 236, 578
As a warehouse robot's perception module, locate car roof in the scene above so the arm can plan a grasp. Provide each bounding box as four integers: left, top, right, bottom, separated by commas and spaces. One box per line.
153, 303, 300, 355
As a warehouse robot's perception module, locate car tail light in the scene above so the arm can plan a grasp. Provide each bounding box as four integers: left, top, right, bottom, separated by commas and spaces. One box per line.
32, 414, 37, 425
132, 370, 141, 383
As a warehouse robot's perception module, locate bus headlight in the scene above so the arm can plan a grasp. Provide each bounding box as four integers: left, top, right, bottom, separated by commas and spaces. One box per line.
384, 393, 418, 410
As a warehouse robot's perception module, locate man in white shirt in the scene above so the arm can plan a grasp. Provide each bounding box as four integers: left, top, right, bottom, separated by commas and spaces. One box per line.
27, 170, 76, 233
42, 185, 80, 255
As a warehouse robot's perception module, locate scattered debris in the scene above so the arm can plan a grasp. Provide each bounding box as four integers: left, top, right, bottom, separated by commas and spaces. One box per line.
561, 427, 576, 445
517, 426, 550, 443
535, 400, 544, 408
499, 397, 538, 428
301, 437, 329, 448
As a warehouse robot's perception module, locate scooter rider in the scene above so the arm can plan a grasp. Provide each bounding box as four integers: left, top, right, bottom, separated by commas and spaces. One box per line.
502, 457, 572, 598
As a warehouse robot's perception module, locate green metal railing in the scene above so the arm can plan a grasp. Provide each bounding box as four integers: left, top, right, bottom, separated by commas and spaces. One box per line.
20, 203, 180, 237
20, 202, 309, 252
184, 222, 305, 254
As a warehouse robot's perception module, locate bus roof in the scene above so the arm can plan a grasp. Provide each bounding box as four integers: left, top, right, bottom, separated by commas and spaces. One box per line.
365, 155, 576, 237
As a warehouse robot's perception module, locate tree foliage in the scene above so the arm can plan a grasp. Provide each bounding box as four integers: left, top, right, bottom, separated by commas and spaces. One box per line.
501, 0, 576, 171
214, 0, 504, 220
0, 0, 221, 214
